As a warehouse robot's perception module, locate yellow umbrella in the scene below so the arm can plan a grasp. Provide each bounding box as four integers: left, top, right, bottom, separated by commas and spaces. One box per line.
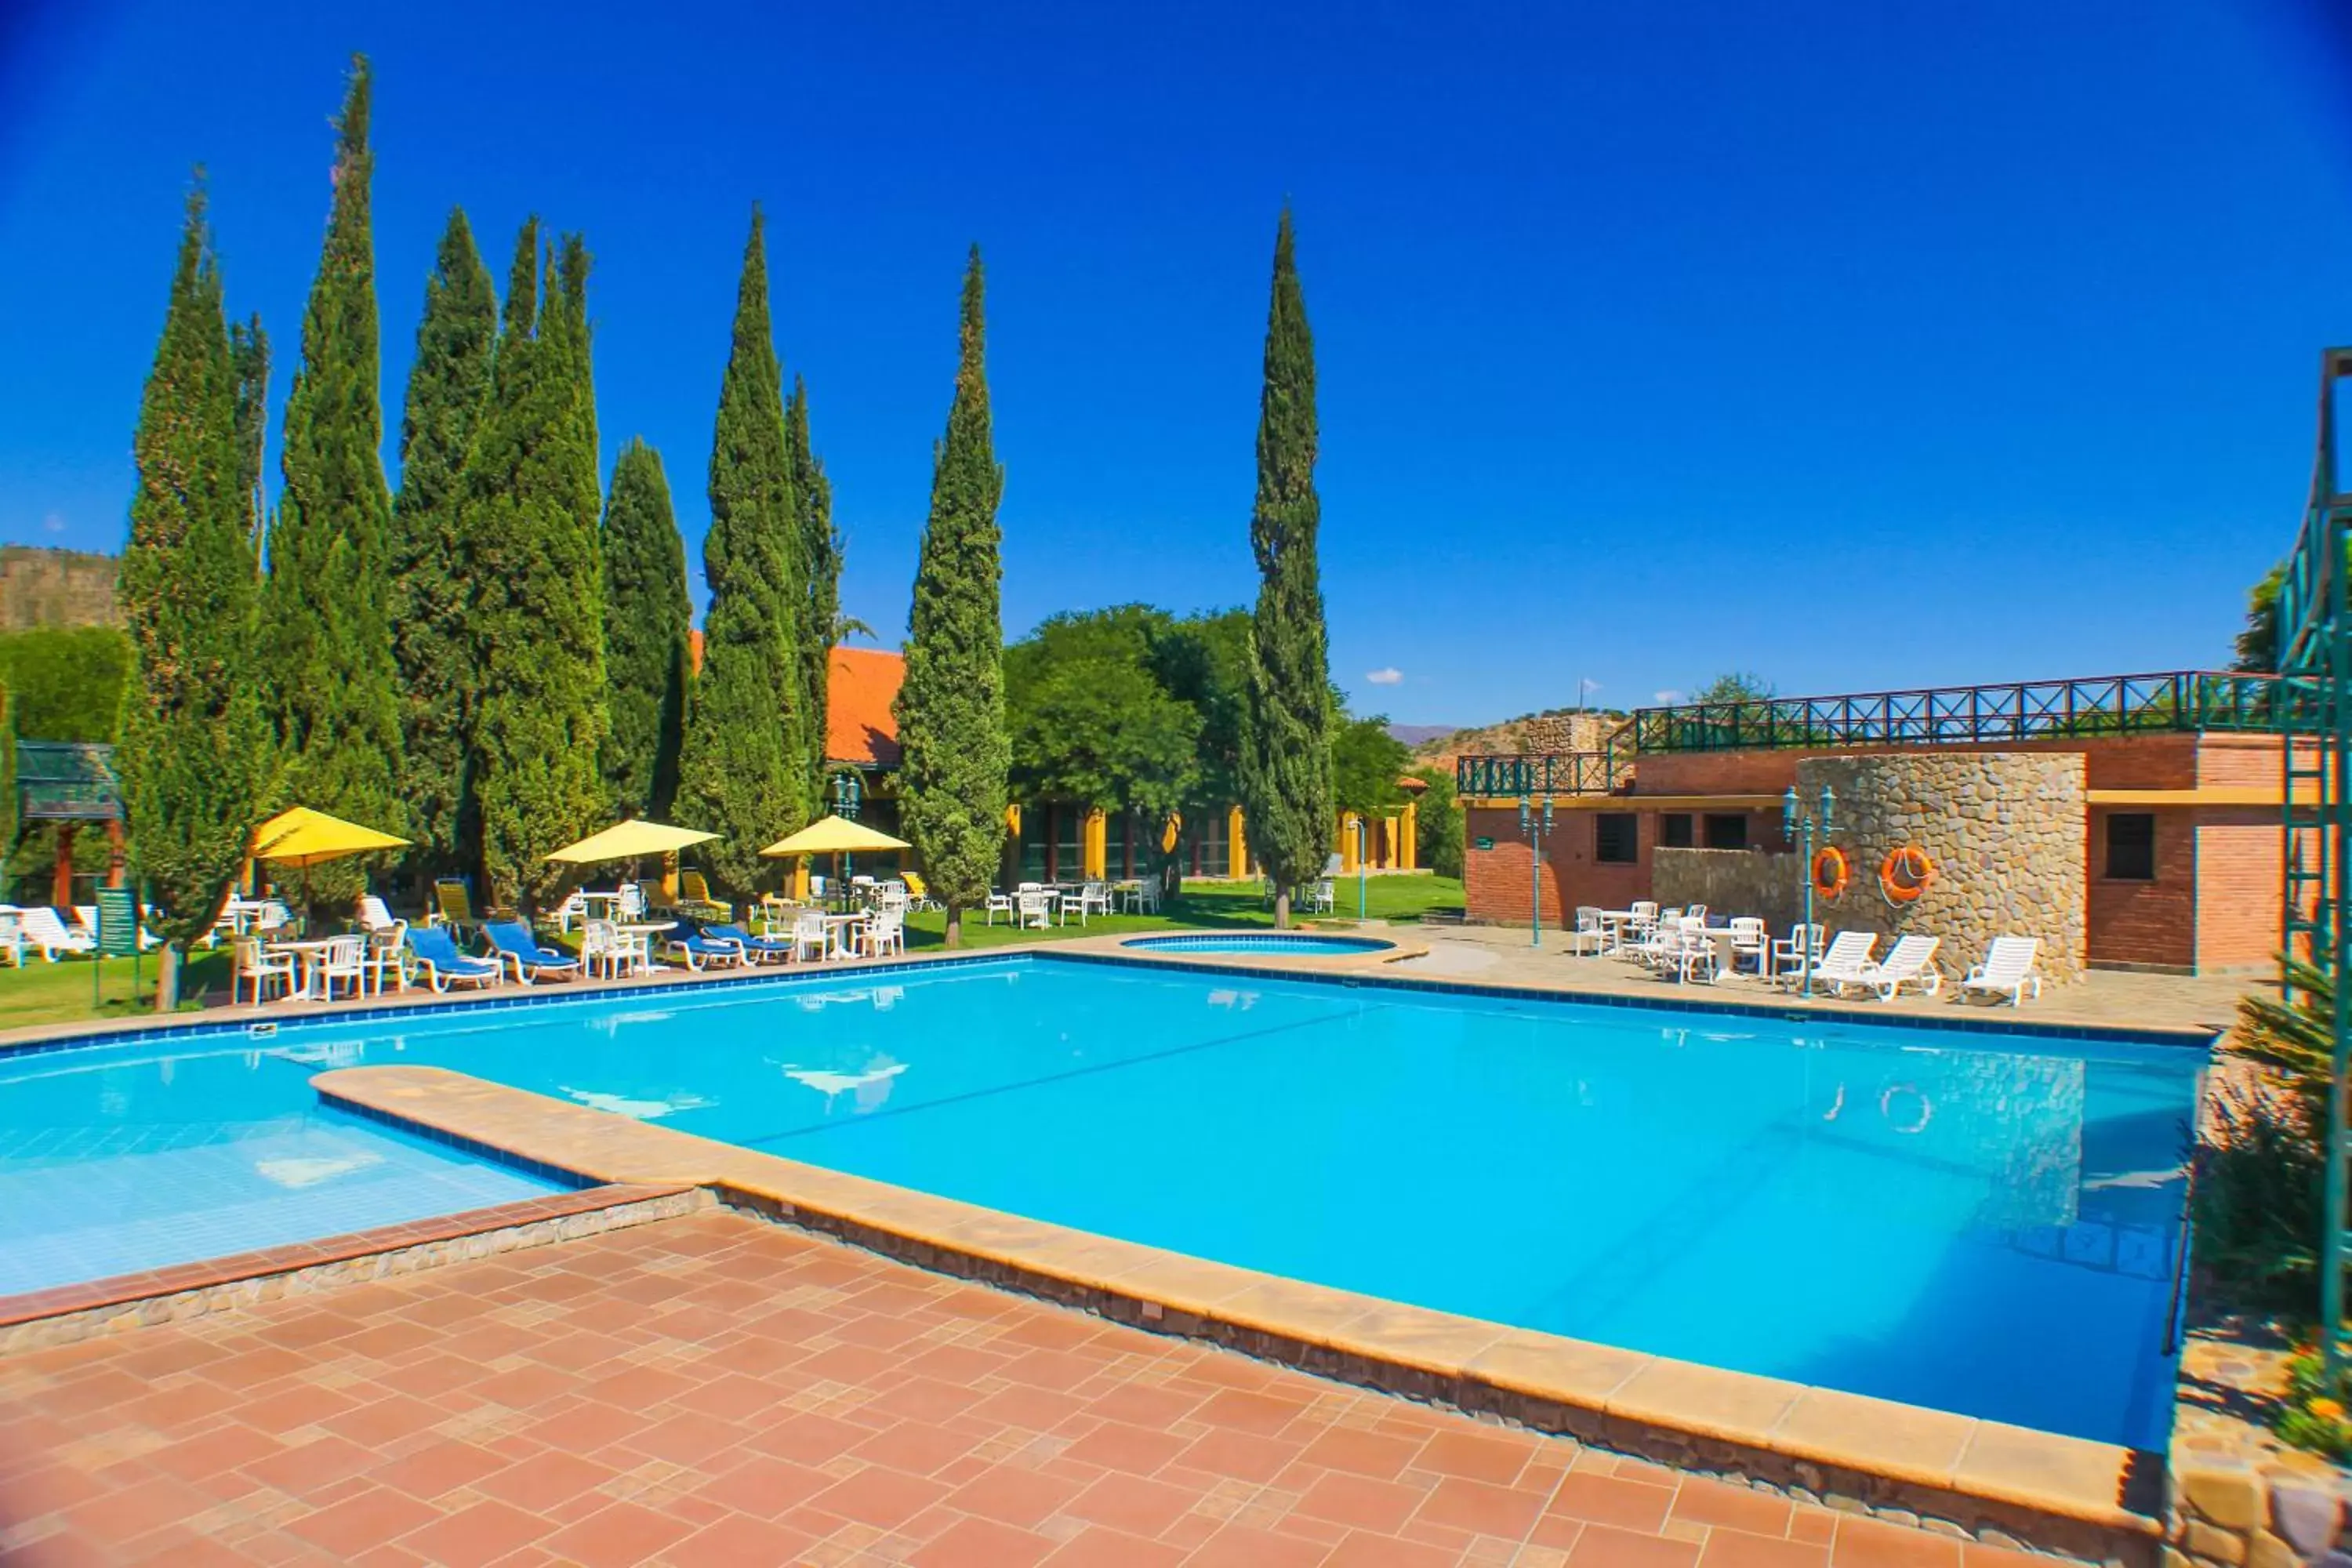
252, 806, 412, 869
759, 815, 910, 857
545, 818, 719, 864
761, 815, 910, 913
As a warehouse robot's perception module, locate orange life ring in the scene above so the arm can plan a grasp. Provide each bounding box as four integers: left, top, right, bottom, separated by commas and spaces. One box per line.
1812, 846, 1851, 901
1878, 844, 1936, 905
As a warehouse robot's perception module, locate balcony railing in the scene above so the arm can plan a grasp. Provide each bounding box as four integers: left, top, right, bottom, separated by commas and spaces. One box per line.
1454, 751, 1629, 798
1628, 671, 2297, 754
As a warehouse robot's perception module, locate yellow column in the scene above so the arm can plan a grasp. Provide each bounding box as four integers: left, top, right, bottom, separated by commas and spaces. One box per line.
1228, 806, 1248, 880
793, 859, 810, 902
1339, 813, 1361, 874
1402, 801, 1418, 870
1083, 809, 1107, 879
659, 852, 681, 904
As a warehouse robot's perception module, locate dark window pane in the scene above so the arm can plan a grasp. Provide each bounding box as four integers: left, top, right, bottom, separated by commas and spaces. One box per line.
1659, 813, 1693, 848
1595, 813, 1638, 864
1704, 814, 1749, 850
2106, 813, 2156, 880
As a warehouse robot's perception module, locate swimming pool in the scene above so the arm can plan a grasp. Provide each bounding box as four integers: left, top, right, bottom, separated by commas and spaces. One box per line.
1122, 933, 1396, 956
0, 956, 2201, 1447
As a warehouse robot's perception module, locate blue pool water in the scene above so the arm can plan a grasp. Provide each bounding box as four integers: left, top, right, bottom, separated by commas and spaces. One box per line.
0, 1036, 567, 1294
0, 956, 2201, 1448
1123, 934, 1396, 955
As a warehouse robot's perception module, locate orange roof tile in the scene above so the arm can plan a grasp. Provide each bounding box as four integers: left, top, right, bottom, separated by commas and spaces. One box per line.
826, 645, 903, 768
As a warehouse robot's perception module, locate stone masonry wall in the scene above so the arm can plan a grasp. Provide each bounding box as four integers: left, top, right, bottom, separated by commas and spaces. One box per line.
1795, 752, 2087, 983
1650, 848, 1802, 932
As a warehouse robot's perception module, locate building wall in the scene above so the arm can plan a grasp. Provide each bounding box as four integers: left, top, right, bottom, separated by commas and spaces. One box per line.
2085, 806, 2194, 972
1793, 753, 2088, 982
1628, 734, 2206, 796
2196, 810, 2285, 972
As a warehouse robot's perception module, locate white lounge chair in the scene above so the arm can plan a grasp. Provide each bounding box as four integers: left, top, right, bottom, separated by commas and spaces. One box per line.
1962, 936, 2044, 1007
1791, 931, 1878, 995
19, 906, 94, 962
1860, 934, 1941, 1001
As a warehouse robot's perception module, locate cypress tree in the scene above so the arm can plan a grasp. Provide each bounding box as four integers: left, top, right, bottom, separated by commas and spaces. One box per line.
1236, 209, 1334, 929
789, 376, 840, 797
390, 208, 497, 872
0, 681, 15, 862
464, 223, 610, 909
895, 246, 1009, 946
677, 209, 808, 893
601, 439, 690, 817
257, 56, 406, 911
117, 188, 272, 1008
229, 316, 268, 550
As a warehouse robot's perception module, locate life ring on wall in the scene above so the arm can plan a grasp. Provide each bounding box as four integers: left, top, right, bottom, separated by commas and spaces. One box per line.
1811, 846, 1851, 901
1878, 844, 1936, 906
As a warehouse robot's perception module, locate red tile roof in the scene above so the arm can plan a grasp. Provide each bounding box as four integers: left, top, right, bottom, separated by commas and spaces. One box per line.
826, 645, 903, 768
684, 633, 902, 769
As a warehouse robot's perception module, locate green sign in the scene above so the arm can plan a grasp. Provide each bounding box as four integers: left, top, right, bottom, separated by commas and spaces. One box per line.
95, 888, 139, 958
1474, 836, 1494, 851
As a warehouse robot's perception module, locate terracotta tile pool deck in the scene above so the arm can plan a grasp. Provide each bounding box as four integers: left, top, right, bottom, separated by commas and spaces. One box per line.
0, 1210, 2038, 1567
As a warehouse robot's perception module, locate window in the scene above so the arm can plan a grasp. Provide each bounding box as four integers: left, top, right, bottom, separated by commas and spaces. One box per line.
1595, 813, 1638, 864
1658, 813, 1693, 848
1704, 814, 1749, 851
2106, 813, 2156, 880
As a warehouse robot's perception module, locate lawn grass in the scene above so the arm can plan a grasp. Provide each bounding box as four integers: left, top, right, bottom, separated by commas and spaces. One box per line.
0, 949, 231, 1031
904, 873, 1462, 950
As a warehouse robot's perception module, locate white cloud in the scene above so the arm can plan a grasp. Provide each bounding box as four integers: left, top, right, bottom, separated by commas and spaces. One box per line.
41, 512, 64, 535
1365, 667, 1403, 685
1653, 689, 1683, 705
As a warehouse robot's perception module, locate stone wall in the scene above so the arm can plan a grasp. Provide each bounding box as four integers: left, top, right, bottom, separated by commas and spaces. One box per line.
1650, 848, 1801, 931
1796, 752, 2087, 983
0, 546, 118, 630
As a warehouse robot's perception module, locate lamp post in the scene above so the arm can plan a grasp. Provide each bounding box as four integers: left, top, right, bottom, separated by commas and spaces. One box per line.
1780, 782, 1835, 997
1352, 816, 1368, 920
1518, 790, 1555, 949
832, 770, 862, 911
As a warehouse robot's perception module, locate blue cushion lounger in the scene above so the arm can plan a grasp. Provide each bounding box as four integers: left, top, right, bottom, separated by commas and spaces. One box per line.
662, 924, 748, 972
700, 921, 792, 964
406, 925, 503, 993
483, 919, 583, 985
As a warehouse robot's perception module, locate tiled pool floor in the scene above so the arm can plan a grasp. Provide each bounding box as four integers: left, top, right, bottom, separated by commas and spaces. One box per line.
0, 1210, 2037, 1566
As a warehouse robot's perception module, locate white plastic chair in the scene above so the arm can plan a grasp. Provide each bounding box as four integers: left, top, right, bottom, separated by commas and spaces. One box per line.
1726, 917, 1769, 978
1564, 907, 1605, 956
580, 919, 619, 980
617, 883, 648, 920
1078, 882, 1112, 923
862, 909, 906, 958
231, 937, 296, 1006
985, 888, 1015, 925
1669, 918, 1718, 984
791, 910, 830, 964
1772, 923, 1824, 979
363, 923, 408, 994
1628, 901, 1661, 942
550, 890, 589, 935
1962, 937, 2044, 1007
1017, 889, 1051, 930
319, 935, 367, 1000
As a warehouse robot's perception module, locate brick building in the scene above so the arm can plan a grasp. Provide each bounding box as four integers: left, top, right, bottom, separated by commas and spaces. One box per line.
1458, 672, 2294, 975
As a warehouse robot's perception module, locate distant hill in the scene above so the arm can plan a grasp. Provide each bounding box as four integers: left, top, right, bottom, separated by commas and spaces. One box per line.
1409, 706, 1632, 766
1385, 723, 1458, 748
0, 547, 118, 631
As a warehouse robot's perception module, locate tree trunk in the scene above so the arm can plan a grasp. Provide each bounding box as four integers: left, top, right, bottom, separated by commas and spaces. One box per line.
1274, 889, 1291, 931
154, 942, 181, 1013
945, 906, 963, 949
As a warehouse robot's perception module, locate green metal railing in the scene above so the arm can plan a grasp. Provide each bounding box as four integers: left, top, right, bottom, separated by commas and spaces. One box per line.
2278, 346, 2352, 1382
1454, 750, 1630, 798
1628, 670, 2296, 754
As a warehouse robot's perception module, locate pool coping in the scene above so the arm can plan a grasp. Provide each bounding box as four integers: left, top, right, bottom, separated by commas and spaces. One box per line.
0, 933, 2220, 1065
307, 1062, 2168, 1562
0, 1181, 705, 1356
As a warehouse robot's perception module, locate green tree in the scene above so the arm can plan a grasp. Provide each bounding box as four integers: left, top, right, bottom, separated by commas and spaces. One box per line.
0, 681, 15, 862
0, 628, 132, 740
256, 56, 406, 911
1236, 210, 1334, 927
1152, 608, 1250, 884
896, 247, 1010, 945
1330, 713, 1410, 821
389, 208, 498, 872
1004, 607, 1201, 822
229, 316, 269, 546
601, 439, 691, 817
116, 188, 273, 1008
463, 224, 610, 909
790, 376, 841, 797
677, 210, 808, 894
2236, 564, 2284, 673
1693, 671, 1775, 705
1408, 764, 1464, 880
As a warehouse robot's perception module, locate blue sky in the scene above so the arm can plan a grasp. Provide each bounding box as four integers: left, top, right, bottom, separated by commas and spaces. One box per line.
1, 0, 2347, 727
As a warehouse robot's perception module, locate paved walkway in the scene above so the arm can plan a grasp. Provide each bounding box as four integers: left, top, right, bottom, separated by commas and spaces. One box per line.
0, 1212, 2034, 1567
1391, 925, 2254, 1036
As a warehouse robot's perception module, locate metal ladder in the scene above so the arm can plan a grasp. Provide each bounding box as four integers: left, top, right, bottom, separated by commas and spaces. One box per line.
2278, 347, 2352, 1374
